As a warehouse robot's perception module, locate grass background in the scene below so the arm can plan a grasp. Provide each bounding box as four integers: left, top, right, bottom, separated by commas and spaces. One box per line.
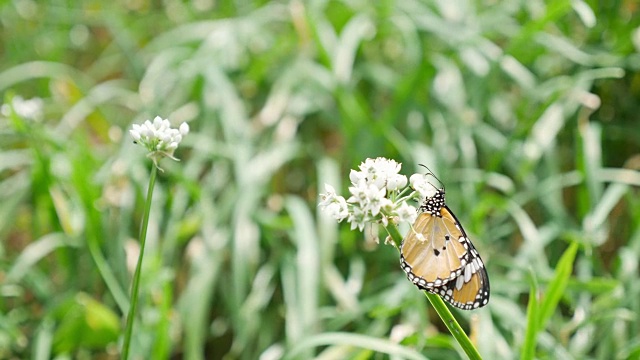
1, 0, 640, 359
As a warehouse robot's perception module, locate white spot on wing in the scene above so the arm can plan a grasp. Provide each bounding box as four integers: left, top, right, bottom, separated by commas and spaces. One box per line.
464, 264, 472, 282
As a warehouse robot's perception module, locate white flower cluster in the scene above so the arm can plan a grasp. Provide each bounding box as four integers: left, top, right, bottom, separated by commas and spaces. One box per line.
1, 96, 44, 121
349, 158, 408, 191
129, 116, 189, 165
319, 157, 432, 231
409, 173, 437, 200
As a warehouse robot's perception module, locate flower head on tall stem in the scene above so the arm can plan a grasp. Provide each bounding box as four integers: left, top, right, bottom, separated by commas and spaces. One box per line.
123, 116, 189, 359
129, 116, 189, 170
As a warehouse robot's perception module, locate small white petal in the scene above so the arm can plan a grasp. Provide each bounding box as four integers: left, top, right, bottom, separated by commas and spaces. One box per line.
179, 122, 189, 135
160, 133, 171, 143
324, 196, 349, 221
395, 202, 417, 224
386, 174, 408, 191
142, 127, 154, 138
129, 129, 141, 141
324, 183, 336, 194
349, 169, 365, 185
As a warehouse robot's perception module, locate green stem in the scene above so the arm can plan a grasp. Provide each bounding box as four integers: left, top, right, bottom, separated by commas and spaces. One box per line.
385, 224, 482, 360
122, 165, 158, 359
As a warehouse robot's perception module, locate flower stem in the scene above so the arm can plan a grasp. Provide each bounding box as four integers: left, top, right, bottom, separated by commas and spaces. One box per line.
385, 224, 483, 360
122, 165, 158, 359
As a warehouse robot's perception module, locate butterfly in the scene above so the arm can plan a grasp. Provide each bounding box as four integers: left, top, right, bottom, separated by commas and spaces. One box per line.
400, 172, 490, 310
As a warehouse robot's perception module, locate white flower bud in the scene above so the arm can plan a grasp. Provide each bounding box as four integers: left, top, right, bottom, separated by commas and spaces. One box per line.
179, 122, 189, 135
129, 129, 141, 141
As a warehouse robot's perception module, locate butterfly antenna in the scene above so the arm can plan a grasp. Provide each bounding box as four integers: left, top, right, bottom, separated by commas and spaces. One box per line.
418, 164, 445, 191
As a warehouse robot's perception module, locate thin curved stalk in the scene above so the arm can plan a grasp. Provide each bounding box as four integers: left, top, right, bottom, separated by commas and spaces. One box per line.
122, 165, 158, 359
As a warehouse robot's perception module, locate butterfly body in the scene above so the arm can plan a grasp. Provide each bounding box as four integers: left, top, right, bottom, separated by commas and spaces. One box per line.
401, 187, 490, 310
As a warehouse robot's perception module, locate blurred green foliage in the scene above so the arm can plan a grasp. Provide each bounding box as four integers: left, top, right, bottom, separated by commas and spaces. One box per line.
1, 0, 640, 359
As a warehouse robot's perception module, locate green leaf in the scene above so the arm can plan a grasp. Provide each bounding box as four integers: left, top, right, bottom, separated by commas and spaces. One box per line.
52, 293, 119, 354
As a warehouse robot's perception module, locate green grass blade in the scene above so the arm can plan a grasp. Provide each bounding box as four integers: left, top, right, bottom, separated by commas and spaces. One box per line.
285, 196, 320, 335
6, 233, 70, 283
285, 332, 429, 360
521, 272, 540, 360
538, 242, 579, 330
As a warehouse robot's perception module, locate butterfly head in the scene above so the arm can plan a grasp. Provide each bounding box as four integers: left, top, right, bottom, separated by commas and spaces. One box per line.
420, 188, 446, 217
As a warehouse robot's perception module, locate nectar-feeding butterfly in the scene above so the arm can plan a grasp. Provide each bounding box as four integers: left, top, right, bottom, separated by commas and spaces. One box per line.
400, 171, 489, 310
